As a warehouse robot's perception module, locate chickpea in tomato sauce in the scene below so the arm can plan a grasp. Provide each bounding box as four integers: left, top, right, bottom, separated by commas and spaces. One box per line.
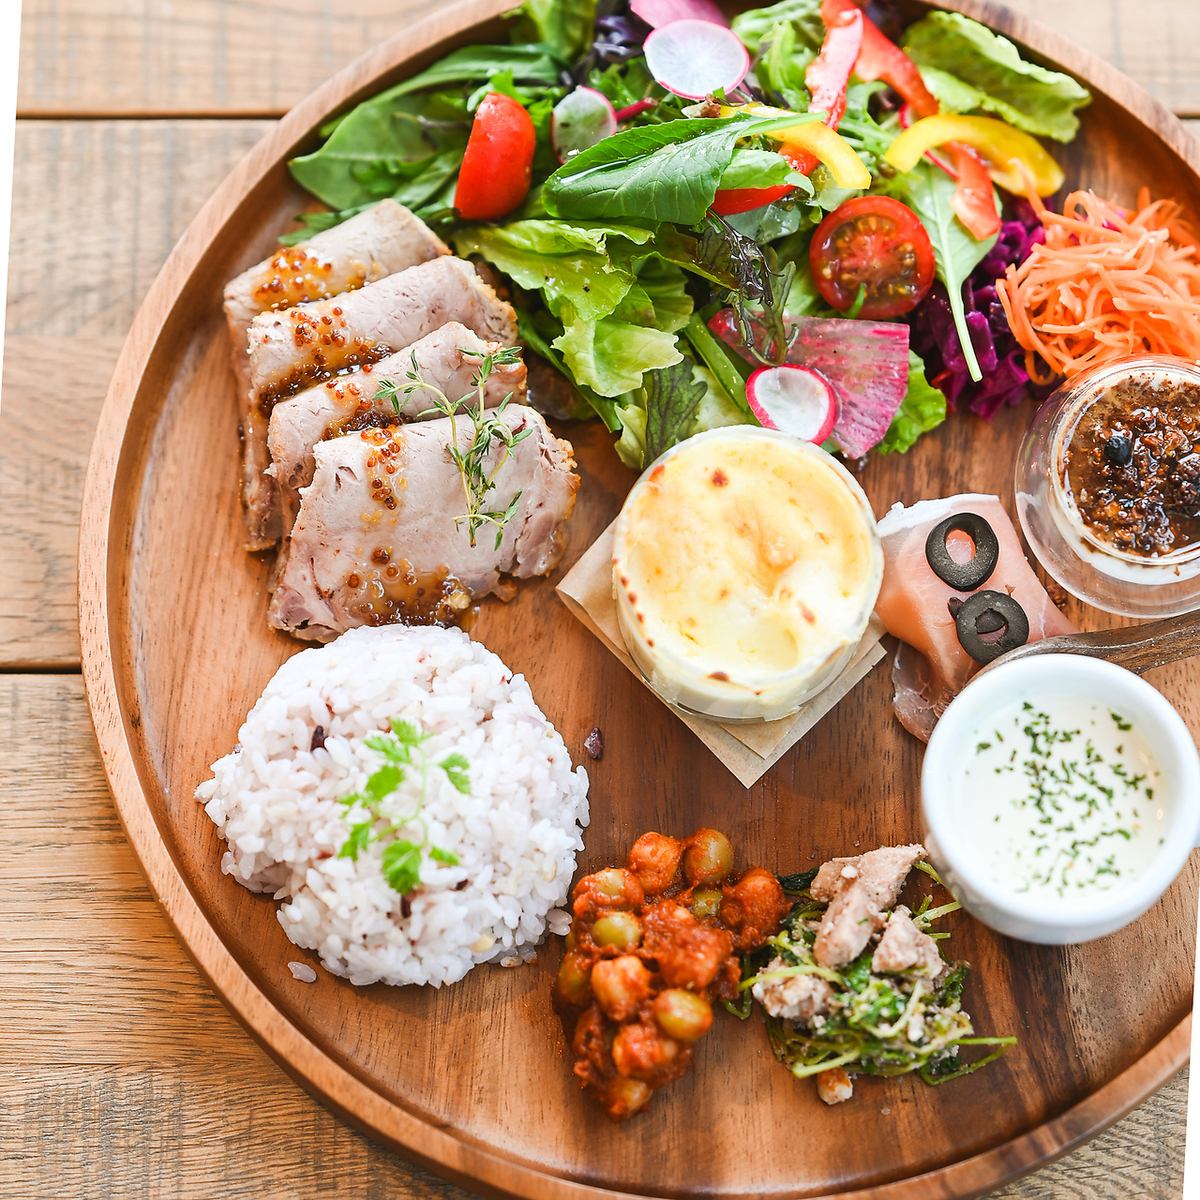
553, 829, 790, 1121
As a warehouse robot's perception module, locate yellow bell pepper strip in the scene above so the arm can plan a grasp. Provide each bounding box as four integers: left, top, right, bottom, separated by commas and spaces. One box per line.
715, 103, 871, 192
776, 121, 871, 190
885, 114, 1065, 197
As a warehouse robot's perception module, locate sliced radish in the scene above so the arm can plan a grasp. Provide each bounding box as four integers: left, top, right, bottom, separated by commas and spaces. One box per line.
791, 318, 910, 459
710, 309, 911, 458
630, 0, 728, 29
644, 20, 750, 101
552, 87, 618, 162
747, 365, 840, 444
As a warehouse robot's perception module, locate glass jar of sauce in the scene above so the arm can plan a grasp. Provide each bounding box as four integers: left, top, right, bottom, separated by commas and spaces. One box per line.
1015, 355, 1200, 616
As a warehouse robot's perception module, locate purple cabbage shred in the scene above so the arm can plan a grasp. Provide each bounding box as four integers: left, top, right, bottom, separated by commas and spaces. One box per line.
909, 199, 1048, 419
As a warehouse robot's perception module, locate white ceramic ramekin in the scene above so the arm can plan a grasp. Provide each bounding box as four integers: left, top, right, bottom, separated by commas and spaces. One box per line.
611, 427, 882, 723
921, 654, 1200, 945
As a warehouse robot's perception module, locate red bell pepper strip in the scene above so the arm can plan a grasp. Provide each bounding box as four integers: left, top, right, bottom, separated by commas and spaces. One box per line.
944, 144, 1000, 237
820, 0, 999, 238
454, 93, 536, 222
788, 5, 864, 174
710, 185, 795, 216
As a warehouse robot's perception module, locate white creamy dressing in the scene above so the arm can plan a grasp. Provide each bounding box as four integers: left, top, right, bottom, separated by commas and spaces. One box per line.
955, 696, 1167, 904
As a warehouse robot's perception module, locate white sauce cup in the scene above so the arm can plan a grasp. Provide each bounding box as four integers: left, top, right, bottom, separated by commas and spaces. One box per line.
921, 654, 1200, 945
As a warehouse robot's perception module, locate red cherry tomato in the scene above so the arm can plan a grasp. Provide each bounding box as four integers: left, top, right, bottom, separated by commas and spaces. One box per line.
808, 196, 936, 319
454, 93, 536, 221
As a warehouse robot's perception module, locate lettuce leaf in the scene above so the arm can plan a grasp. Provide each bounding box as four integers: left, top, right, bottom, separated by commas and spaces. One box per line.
554, 310, 684, 395
455, 219, 693, 401
731, 0, 823, 56
877, 352, 948, 454
509, 0, 597, 62
901, 12, 1090, 142
615, 362, 749, 469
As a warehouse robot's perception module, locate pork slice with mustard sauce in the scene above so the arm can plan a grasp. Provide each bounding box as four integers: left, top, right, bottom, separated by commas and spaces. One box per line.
246, 256, 517, 405
224, 200, 449, 551
267, 323, 526, 565
268, 404, 577, 642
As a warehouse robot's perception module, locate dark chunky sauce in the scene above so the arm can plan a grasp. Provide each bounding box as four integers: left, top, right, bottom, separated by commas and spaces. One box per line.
1062, 372, 1200, 557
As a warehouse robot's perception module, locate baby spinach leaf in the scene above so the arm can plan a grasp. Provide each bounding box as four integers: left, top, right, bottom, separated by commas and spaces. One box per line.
379, 43, 566, 99
542, 115, 811, 225
895, 162, 997, 382
289, 90, 469, 211
719, 147, 805, 191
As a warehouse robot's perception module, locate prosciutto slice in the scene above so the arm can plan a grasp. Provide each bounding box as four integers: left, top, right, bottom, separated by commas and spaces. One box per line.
223, 200, 448, 550
875, 494, 1074, 740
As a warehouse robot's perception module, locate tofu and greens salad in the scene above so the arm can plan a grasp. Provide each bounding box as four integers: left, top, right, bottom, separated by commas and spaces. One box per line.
283, 0, 1091, 469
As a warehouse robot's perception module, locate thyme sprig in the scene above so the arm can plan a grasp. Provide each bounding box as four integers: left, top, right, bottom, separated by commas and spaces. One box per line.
373, 345, 529, 549
337, 717, 469, 897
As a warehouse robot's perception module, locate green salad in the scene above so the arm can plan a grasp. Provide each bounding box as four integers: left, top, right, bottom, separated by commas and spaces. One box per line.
280, 0, 1091, 467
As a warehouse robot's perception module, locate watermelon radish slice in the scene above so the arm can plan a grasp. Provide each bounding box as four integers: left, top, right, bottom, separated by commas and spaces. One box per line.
552, 88, 618, 162
747, 365, 839, 444
708, 309, 911, 458
790, 318, 911, 458
644, 20, 750, 100
630, 0, 729, 28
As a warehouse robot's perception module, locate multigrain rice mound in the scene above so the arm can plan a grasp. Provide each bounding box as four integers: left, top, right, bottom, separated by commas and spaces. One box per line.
196, 625, 590, 987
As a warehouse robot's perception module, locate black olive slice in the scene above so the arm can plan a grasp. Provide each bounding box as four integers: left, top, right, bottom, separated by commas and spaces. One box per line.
946, 596, 1005, 633
925, 512, 1000, 592
954, 590, 1030, 664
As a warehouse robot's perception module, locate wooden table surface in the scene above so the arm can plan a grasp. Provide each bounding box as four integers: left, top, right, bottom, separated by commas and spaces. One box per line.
1, 2, 1195, 1197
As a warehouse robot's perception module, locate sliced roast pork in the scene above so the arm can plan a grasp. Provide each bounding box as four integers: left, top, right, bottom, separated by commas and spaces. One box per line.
267, 323, 526, 550
246, 256, 517, 405
224, 200, 448, 550
269, 405, 577, 642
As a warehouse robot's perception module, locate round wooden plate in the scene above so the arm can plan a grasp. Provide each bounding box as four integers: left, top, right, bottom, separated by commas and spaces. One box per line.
79, 1, 1198, 1196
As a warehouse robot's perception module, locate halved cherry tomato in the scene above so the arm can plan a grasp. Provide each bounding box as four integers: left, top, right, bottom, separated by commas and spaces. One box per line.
454, 92, 536, 221
820, 0, 1001, 239
809, 196, 935, 319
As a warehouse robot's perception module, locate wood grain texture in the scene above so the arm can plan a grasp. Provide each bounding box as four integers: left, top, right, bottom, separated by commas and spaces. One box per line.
2, 1, 1196, 1197
0, 676, 1187, 1200
71, 1, 1200, 1197
0, 120, 271, 668
16, 0, 1200, 117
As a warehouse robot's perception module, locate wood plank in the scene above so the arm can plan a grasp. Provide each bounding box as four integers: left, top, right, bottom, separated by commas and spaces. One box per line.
0, 674, 1185, 1199
0, 120, 271, 668
14, 0, 1200, 118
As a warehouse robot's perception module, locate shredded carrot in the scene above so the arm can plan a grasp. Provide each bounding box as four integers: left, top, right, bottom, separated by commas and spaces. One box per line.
995, 188, 1200, 383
